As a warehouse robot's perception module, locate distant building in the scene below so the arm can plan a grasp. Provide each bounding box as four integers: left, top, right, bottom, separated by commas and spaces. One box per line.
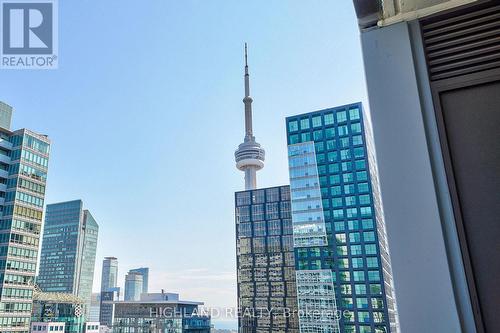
110, 292, 211, 333
37, 200, 99, 316
83, 322, 100, 333
100, 257, 118, 292
99, 288, 119, 328
129, 267, 149, 294
89, 293, 100, 322
124, 272, 143, 301
30, 322, 65, 333
31, 288, 86, 333
0, 101, 51, 332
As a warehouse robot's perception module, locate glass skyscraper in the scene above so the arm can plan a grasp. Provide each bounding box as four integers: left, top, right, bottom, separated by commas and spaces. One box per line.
0, 102, 51, 333
100, 257, 118, 292
129, 267, 149, 294
235, 185, 298, 333
124, 271, 143, 301
286, 103, 398, 333
37, 200, 99, 316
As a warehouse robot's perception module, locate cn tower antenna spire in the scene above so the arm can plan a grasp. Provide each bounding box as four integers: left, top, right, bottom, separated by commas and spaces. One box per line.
234, 43, 265, 190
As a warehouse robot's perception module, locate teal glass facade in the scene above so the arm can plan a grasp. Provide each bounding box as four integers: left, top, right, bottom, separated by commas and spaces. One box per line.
286, 103, 398, 333
0, 128, 50, 333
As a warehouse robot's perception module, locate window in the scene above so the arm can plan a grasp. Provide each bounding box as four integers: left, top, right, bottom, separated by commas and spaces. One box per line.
344, 184, 355, 194
348, 220, 359, 230
326, 140, 336, 150
289, 134, 299, 144
354, 147, 365, 158
337, 111, 347, 123
346, 208, 358, 218
333, 209, 344, 219
331, 186, 342, 196
332, 197, 343, 208
360, 207, 372, 217
355, 284, 367, 295
340, 137, 350, 148
337, 258, 349, 268
353, 135, 363, 145
301, 133, 311, 142
329, 163, 339, 173
300, 118, 310, 130
358, 312, 371, 323
334, 221, 345, 231
288, 120, 298, 132
359, 195, 371, 205
350, 245, 362, 255
365, 244, 377, 255
358, 182, 369, 193
315, 142, 324, 152
341, 149, 351, 160
327, 152, 338, 162
353, 271, 365, 282
345, 196, 356, 206
324, 113, 334, 125
355, 160, 366, 170
340, 284, 352, 294
357, 171, 368, 181
343, 173, 354, 183
338, 125, 349, 136
313, 130, 323, 141
325, 127, 335, 139
342, 161, 353, 172
357, 298, 369, 309
330, 175, 340, 185
362, 219, 374, 229
363, 231, 376, 242
349, 232, 361, 243
349, 108, 360, 120
367, 257, 379, 268
352, 257, 363, 268
351, 122, 362, 133
336, 233, 346, 243
337, 246, 348, 256
372, 298, 384, 309
370, 284, 382, 295
312, 116, 322, 128
368, 270, 381, 282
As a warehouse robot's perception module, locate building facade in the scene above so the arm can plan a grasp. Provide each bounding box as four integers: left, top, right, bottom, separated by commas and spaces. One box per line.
37, 200, 99, 316
0, 102, 51, 333
286, 103, 398, 333
353, 1, 500, 331
124, 272, 143, 301
235, 185, 298, 332
31, 289, 86, 333
111, 293, 210, 333
100, 257, 118, 293
128, 267, 149, 295
99, 288, 119, 328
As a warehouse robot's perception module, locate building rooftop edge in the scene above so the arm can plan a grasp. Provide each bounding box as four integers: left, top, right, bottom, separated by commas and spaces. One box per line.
285, 101, 363, 121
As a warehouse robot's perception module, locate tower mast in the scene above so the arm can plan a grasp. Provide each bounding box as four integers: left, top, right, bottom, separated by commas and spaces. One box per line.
235, 44, 265, 190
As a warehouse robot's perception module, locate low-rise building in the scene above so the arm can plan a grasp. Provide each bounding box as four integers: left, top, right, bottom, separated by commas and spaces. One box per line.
109, 292, 211, 332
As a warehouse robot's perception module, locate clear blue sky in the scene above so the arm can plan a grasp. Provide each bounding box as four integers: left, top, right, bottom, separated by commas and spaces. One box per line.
0, 1, 367, 328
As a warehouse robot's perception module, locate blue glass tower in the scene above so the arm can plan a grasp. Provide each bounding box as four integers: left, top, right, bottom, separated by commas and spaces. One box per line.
286, 103, 398, 333
0, 102, 51, 333
37, 200, 99, 316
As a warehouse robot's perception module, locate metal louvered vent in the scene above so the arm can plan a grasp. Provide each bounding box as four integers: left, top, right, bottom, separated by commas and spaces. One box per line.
421, 2, 500, 81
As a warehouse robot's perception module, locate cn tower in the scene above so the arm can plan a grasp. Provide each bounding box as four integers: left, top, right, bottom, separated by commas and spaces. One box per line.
234, 44, 265, 190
